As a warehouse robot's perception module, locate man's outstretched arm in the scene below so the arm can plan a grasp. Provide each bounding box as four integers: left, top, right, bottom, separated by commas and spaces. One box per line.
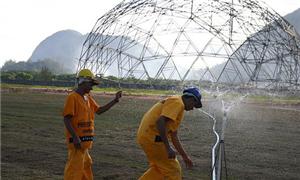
96, 91, 122, 115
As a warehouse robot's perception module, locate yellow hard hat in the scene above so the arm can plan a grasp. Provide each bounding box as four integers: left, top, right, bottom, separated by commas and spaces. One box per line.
77, 69, 95, 79
77, 69, 99, 85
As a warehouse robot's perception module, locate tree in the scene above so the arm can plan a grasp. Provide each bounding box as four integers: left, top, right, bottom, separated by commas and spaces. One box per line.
15, 72, 33, 80
37, 67, 53, 81
0, 71, 16, 80
1, 58, 73, 74
54, 73, 76, 81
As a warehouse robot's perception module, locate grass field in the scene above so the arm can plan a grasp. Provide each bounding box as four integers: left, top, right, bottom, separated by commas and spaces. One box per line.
1, 88, 300, 180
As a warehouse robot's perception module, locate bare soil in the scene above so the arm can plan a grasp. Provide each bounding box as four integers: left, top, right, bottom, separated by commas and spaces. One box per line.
1, 89, 300, 180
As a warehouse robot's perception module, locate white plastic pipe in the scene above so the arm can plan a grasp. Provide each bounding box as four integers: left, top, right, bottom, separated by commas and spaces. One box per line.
199, 109, 219, 180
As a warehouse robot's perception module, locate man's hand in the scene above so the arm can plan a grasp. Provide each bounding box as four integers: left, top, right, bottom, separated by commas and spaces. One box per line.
183, 155, 194, 169
115, 91, 122, 102
73, 136, 81, 149
96, 91, 122, 115
167, 146, 176, 159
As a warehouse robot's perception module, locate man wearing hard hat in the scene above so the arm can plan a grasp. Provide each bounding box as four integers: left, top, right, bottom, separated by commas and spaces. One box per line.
62, 69, 122, 180
137, 87, 202, 180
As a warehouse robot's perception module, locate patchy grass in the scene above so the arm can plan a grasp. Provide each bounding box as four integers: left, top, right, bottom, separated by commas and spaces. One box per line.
246, 94, 300, 105
1, 89, 300, 180
2, 83, 300, 104
1, 83, 175, 96
93, 87, 176, 96
1, 83, 70, 89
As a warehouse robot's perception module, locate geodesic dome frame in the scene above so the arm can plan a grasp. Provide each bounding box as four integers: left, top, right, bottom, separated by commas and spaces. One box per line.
77, 0, 300, 88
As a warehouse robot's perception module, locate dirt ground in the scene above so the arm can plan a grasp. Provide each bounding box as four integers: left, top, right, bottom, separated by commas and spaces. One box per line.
1, 89, 300, 179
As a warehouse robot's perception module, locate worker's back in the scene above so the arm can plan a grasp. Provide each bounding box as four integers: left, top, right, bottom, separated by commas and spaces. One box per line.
137, 96, 184, 144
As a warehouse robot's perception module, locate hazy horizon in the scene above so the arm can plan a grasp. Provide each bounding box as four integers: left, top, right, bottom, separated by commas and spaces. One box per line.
1, 0, 299, 68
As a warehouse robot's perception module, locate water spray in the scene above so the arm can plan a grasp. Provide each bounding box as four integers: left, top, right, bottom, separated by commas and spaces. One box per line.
200, 91, 248, 180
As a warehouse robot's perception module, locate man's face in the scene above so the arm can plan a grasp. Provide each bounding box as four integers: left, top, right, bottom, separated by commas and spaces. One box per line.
185, 97, 198, 111
81, 81, 94, 94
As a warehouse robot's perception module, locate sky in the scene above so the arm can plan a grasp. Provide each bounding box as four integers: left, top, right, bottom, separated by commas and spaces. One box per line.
0, 0, 300, 67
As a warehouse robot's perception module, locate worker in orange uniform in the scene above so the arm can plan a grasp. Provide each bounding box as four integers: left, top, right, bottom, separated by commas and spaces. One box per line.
63, 69, 122, 180
137, 87, 202, 180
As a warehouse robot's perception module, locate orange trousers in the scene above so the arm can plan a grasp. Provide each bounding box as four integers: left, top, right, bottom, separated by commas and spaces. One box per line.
64, 147, 93, 180
139, 142, 182, 180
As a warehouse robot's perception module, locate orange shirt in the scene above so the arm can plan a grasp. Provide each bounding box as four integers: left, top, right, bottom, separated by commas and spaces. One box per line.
63, 91, 100, 149
137, 96, 185, 144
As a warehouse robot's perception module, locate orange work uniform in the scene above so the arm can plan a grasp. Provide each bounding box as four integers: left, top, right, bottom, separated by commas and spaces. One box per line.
137, 96, 185, 180
63, 91, 100, 180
